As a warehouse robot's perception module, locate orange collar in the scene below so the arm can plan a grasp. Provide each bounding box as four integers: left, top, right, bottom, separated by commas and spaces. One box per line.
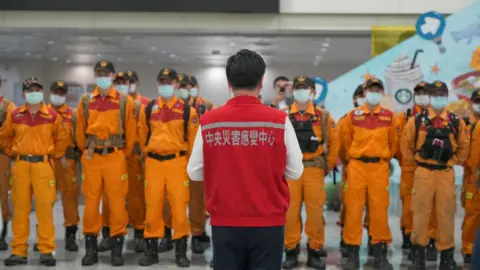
290, 101, 315, 115
92, 86, 117, 99
48, 103, 68, 113
362, 104, 382, 114
427, 107, 449, 120
19, 103, 49, 114
158, 95, 179, 109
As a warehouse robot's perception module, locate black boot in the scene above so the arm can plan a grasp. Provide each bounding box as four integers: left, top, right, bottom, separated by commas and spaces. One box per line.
306, 244, 327, 270
65, 225, 79, 252
372, 242, 393, 270
110, 235, 124, 266
0, 221, 8, 250
340, 231, 348, 258
426, 238, 437, 262
158, 226, 173, 253
210, 259, 214, 268
439, 248, 457, 270
139, 238, 159, 266
409, 245, 426, 270
464, 254, 472, 264
4, 254, 27, 266
97, 227, 113, 252
191, 235, 205, 254
198, 232, 211, 243
39, 253, 56, 266
402, 232, 412, 250
134, 229, 145, 253
344, 245, 360, 270
408, 245, 416, 261
368, 236, 373, 257
175, 236, 190, 267
81, 234, 98, 266
282, 245, 299, 269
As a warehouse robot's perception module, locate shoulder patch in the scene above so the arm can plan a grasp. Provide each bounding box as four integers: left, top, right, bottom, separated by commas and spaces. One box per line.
354, 110, 363, 116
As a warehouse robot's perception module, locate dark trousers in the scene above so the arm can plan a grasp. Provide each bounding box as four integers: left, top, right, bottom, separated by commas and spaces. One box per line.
212, 225, 284, 270
472, 227, 480, 270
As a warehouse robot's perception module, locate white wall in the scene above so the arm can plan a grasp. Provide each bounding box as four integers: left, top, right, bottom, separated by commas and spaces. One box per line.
0, 61, 354, 106
280, 0, 475, 14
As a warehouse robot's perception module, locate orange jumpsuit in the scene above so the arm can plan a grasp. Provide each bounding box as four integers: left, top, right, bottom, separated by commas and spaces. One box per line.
462, 114, 480, 255
340, 104, 397, 245
163, 96, 211, 236
400, 108, 469, 251
138, 96, 198, 240
396, 105, 437, 237
0, 98, 16, 223
48, 104, 80, 227
76, 87, 136, 237
284, 102, 339, 250
101, 94, 150, 230
0, 103, 67, 256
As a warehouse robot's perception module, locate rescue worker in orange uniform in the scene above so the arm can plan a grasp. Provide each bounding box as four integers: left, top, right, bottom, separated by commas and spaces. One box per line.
281, 76, 339, 270
2, 77, 68, 267
161, 74, 212, 254
76, 60, 137, 267
48, 81, 80, 252
338, 84, 365, 257
395, 82, 438, 260
340, 78, 397, 270
98, 71, 147, 253
0, 75, 16, 251
400, 81, 469, 270
461, 89, 480, 264
137, 68, 199, 267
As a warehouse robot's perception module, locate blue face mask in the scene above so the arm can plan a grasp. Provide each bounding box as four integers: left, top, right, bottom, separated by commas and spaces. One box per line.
25, 92, 44, 105
116, 85, 129, 94
430, 96, 448, 110
176, 88, 190, 99
366, 91, 382, 105
190, 88, 198, 97
158, 85, 174, 98
293, 89, 311, 103
96, 77, 112, 89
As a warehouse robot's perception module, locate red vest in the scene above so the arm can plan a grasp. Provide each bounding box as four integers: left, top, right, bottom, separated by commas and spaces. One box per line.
200, 96, 289, 227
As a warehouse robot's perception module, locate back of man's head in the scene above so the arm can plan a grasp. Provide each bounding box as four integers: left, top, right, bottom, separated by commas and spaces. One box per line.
226, 49, 266, 91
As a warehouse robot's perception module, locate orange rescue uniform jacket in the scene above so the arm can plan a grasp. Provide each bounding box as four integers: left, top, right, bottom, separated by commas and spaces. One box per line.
48, 104, 75, 149
75, 87, 137, 156
396, 105, 424, 167
340, 104, 397, 162
138, 96, 199, 156
0, 103, 68, 158
288, 102, 339, 170
400, 107, 470, 168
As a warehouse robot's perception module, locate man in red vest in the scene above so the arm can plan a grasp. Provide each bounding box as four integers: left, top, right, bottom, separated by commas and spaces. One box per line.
187, 49, 304, 269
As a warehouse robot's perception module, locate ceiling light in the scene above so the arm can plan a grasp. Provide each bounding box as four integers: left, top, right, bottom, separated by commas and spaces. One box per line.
124, 36, 131, 40
324, 38, 331, 42
47, 40, 54, 45
315, 55, 322, 60
320, 47, 327, 52
229, 42, 236, 47
161, 50, 166, 55
25, 52, 31, 56
170, 53, 176, 58
148, 60, 153, 65
23, 35, 31, 39
151, 46, 157, 51
52, 57, 58, 61
66, 60, 72, 64
322, 43, 330, 48
117, 58, 123, 62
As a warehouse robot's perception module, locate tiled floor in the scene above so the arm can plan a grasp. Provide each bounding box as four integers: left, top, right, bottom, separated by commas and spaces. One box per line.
0, 181, 473, 269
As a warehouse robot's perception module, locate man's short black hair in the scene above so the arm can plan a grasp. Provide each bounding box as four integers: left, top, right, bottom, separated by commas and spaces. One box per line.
273, 76, 289, 86
226, 49, 266, 91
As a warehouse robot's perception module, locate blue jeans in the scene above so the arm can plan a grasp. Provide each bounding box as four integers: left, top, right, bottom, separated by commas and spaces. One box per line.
472, 228, 480, 269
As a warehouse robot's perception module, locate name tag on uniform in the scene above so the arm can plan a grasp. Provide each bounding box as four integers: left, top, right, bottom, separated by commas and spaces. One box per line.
378, 116, 391, 121
353, 116, 365, 121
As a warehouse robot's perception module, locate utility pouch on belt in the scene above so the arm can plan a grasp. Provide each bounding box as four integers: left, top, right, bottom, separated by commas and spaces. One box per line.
85, 135, 124, 159
303, 154, 326, 169
64, 146, 78, 160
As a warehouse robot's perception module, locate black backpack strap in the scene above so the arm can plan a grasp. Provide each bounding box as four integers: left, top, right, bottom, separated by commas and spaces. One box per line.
413, 113, 426, 151
183, 103, 191, 142
145, 100, 156, 146
448, 113, 460, 138
406, 108, 412, 119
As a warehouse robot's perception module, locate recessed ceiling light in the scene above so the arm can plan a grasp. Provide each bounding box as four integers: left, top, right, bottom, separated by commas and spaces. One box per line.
324, 38, 331, 42
25, 52, 31, 56
47, 40, 54, 45
66, 60, 72, 64
170, 53, 176, 58
52, 57, 58, 61
161, 50, 166, 55
322, 43, 330, 48
229, 42, 236, 47
23, 36, 31, 39
320, 47, 327, 52
315, 55, 322, 60
151, 46, 157, 51
117, 58, 123, 62
124, 36, 131, 40
148, 60, 153, 65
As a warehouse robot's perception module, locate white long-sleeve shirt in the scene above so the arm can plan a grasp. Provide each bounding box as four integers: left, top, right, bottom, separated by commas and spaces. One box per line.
187, 116, 304, 181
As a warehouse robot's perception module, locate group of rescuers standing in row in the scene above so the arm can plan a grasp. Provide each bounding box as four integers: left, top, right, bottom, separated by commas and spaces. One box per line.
0, 57, 477, 270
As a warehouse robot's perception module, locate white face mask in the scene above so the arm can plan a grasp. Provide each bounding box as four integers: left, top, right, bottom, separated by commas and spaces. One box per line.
473, 104, 480, 113
190, 88, 198, 97
176, 88, 190, 99
25, 92, 44, 105
50, 94, 66, 106
116, 85, 129, 94
366, 91, 383, 105
414, 95, 429, 106
356, 97, 366, 106
129, 83, 137, 93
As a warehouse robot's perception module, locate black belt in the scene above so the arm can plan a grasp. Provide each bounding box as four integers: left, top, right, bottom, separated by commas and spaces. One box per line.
18, 155, 50, 163
93, 148, 116, 155
355, 157, 381, 163
417, 162, 449, 171
148, 151, 186, 162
